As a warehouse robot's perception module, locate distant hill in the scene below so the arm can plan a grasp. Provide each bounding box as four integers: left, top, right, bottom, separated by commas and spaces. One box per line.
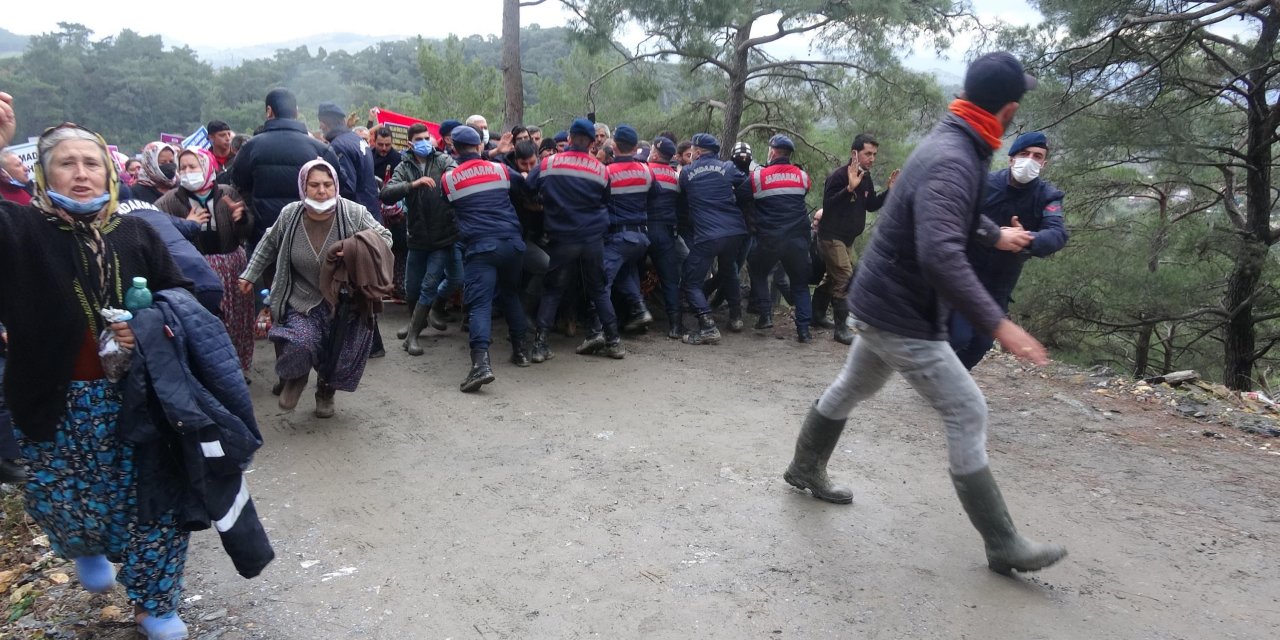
194, 32, 410, 68
0, 27, 29, 55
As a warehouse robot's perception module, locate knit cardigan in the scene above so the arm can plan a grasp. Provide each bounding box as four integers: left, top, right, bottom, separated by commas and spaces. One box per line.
0, 202, 191, 441
240, 198, 391, 322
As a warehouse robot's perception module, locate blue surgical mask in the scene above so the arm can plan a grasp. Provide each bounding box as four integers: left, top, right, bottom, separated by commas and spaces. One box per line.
47, 189, 111, 218
412, 140, 434, 158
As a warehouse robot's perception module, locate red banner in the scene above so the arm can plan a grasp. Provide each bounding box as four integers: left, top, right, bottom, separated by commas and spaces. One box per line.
371, 108, 440, 151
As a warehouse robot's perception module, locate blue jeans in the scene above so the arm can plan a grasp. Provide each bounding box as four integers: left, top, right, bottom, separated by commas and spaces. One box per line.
536, 239, 618, 332
747, 233, 812, 330
817, 319, 990, 475
646, 223, 683, 321
463, 238, 528, 351
405, 245, 463, 308
683, 234, 747, 316
604, 230, 651, 311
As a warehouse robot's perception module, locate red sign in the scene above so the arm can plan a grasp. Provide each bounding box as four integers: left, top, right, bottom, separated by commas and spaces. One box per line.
371, 108, 440, 151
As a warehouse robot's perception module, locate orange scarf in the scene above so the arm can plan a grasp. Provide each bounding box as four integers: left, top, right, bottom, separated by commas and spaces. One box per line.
948, 99, 1004, 150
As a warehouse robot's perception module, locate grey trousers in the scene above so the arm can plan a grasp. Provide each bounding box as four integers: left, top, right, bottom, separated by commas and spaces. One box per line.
816, 319, 990, 475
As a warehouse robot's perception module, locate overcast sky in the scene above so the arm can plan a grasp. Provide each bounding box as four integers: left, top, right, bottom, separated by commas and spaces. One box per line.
9, 0, 1045, 73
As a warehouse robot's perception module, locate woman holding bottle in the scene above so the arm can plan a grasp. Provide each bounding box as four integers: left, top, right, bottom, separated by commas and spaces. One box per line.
0, 94, 197, 640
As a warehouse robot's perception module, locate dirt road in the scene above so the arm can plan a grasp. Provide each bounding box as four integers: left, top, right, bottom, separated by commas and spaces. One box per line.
181, 308, 1280, 639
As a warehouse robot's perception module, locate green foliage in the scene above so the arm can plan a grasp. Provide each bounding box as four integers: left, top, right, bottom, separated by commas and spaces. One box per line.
413, 36, 503, 123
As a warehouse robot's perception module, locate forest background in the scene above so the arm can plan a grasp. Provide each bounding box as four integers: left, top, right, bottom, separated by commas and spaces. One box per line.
0, 1, 1275, 394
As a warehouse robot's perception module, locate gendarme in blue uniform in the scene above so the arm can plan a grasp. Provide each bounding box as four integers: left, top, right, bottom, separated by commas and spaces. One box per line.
744, 146, 814, 338
441, 153, 528, 355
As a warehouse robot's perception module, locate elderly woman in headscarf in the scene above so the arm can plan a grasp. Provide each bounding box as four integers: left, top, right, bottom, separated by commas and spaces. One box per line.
154, 148, 256, 375
0, 112, 196, 638
238, 158, 391, 418
130, 141, 179, 204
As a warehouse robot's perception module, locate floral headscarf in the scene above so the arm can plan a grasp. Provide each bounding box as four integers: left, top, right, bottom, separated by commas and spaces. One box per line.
297, 157, 340, 202
31, 123, 122, 334
178, 147, 218, 195
135, 140, 179, 190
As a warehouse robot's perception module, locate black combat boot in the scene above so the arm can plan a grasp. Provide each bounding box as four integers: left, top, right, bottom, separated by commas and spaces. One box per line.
832, 298, 853, 345
623, 302, 654, 333
755, 312, 774, 330
602, 325, 626, 359
402, 304, 432, 356
531, 329, 554, 363
396, 303, 417, 339
682, 313, 721, 345
510, 332, 531, 367
727, 303, 744, 332
575, 331, 606, 355
796, 326, 812, 343
811, 287, 834, 329
667, 311, 686, 340
460, 349, 495, 392
951, 467, 1068, 574
783, 403, 853, 504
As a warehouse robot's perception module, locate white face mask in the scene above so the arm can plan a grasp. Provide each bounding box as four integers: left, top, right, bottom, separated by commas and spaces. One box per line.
179, 172, 206, 192
1010, 157, 1042, 184
480, 128, 490, 146
305, 197, 337, 213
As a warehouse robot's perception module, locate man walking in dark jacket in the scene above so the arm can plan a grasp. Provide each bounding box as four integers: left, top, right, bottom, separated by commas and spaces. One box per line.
318, 102, 382, 220
783, 52, 1068, 576
816, 133, 897, 344
380, 123, 460, 356
232, 88, 339, 247
950, 131, 1068, 370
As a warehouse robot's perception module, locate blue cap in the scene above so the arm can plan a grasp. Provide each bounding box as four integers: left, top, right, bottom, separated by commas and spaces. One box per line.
613, 124, 638, 146
553, 130, 569, 143
768, 134, 795, 151
692, 133, 720, 154
569, 118, 595, 138
1008, 131, 1048, 157
317, 102, 345, 119
450, 125, 482, 147
653, 136, 676, 158
439, 119, 463, 138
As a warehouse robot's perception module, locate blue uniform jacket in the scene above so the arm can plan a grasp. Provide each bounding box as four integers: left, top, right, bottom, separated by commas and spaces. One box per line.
526, 149, 610, 243
969, 168, 1068, 308
327, 127, 383, 222
442, 154, 527, 245
647, 160, 680, 226
606, 156, 653, 226
678, 154, 749, 244
119, 288, 274, 579
745, 158, 811, 239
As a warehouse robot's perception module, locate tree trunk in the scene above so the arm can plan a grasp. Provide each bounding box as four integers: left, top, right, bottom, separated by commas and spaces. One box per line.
1223, 10, 1278, 391
1224, 240, 1265, 390
1133, 323, 1153, 379
719, 26, 752, 159
1160, 323, 1177, 375
500, 0, 524, 131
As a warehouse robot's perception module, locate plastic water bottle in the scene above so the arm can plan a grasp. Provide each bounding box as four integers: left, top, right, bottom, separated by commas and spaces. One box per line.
257, 289, 272, 334
260, 289, 271, 306
123, 277, 153, 311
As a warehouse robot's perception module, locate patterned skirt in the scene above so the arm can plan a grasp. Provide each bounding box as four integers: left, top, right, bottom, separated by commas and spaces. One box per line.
206, 247, 255, 371
268, 302, 375, 392
15, 380, 189, 616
